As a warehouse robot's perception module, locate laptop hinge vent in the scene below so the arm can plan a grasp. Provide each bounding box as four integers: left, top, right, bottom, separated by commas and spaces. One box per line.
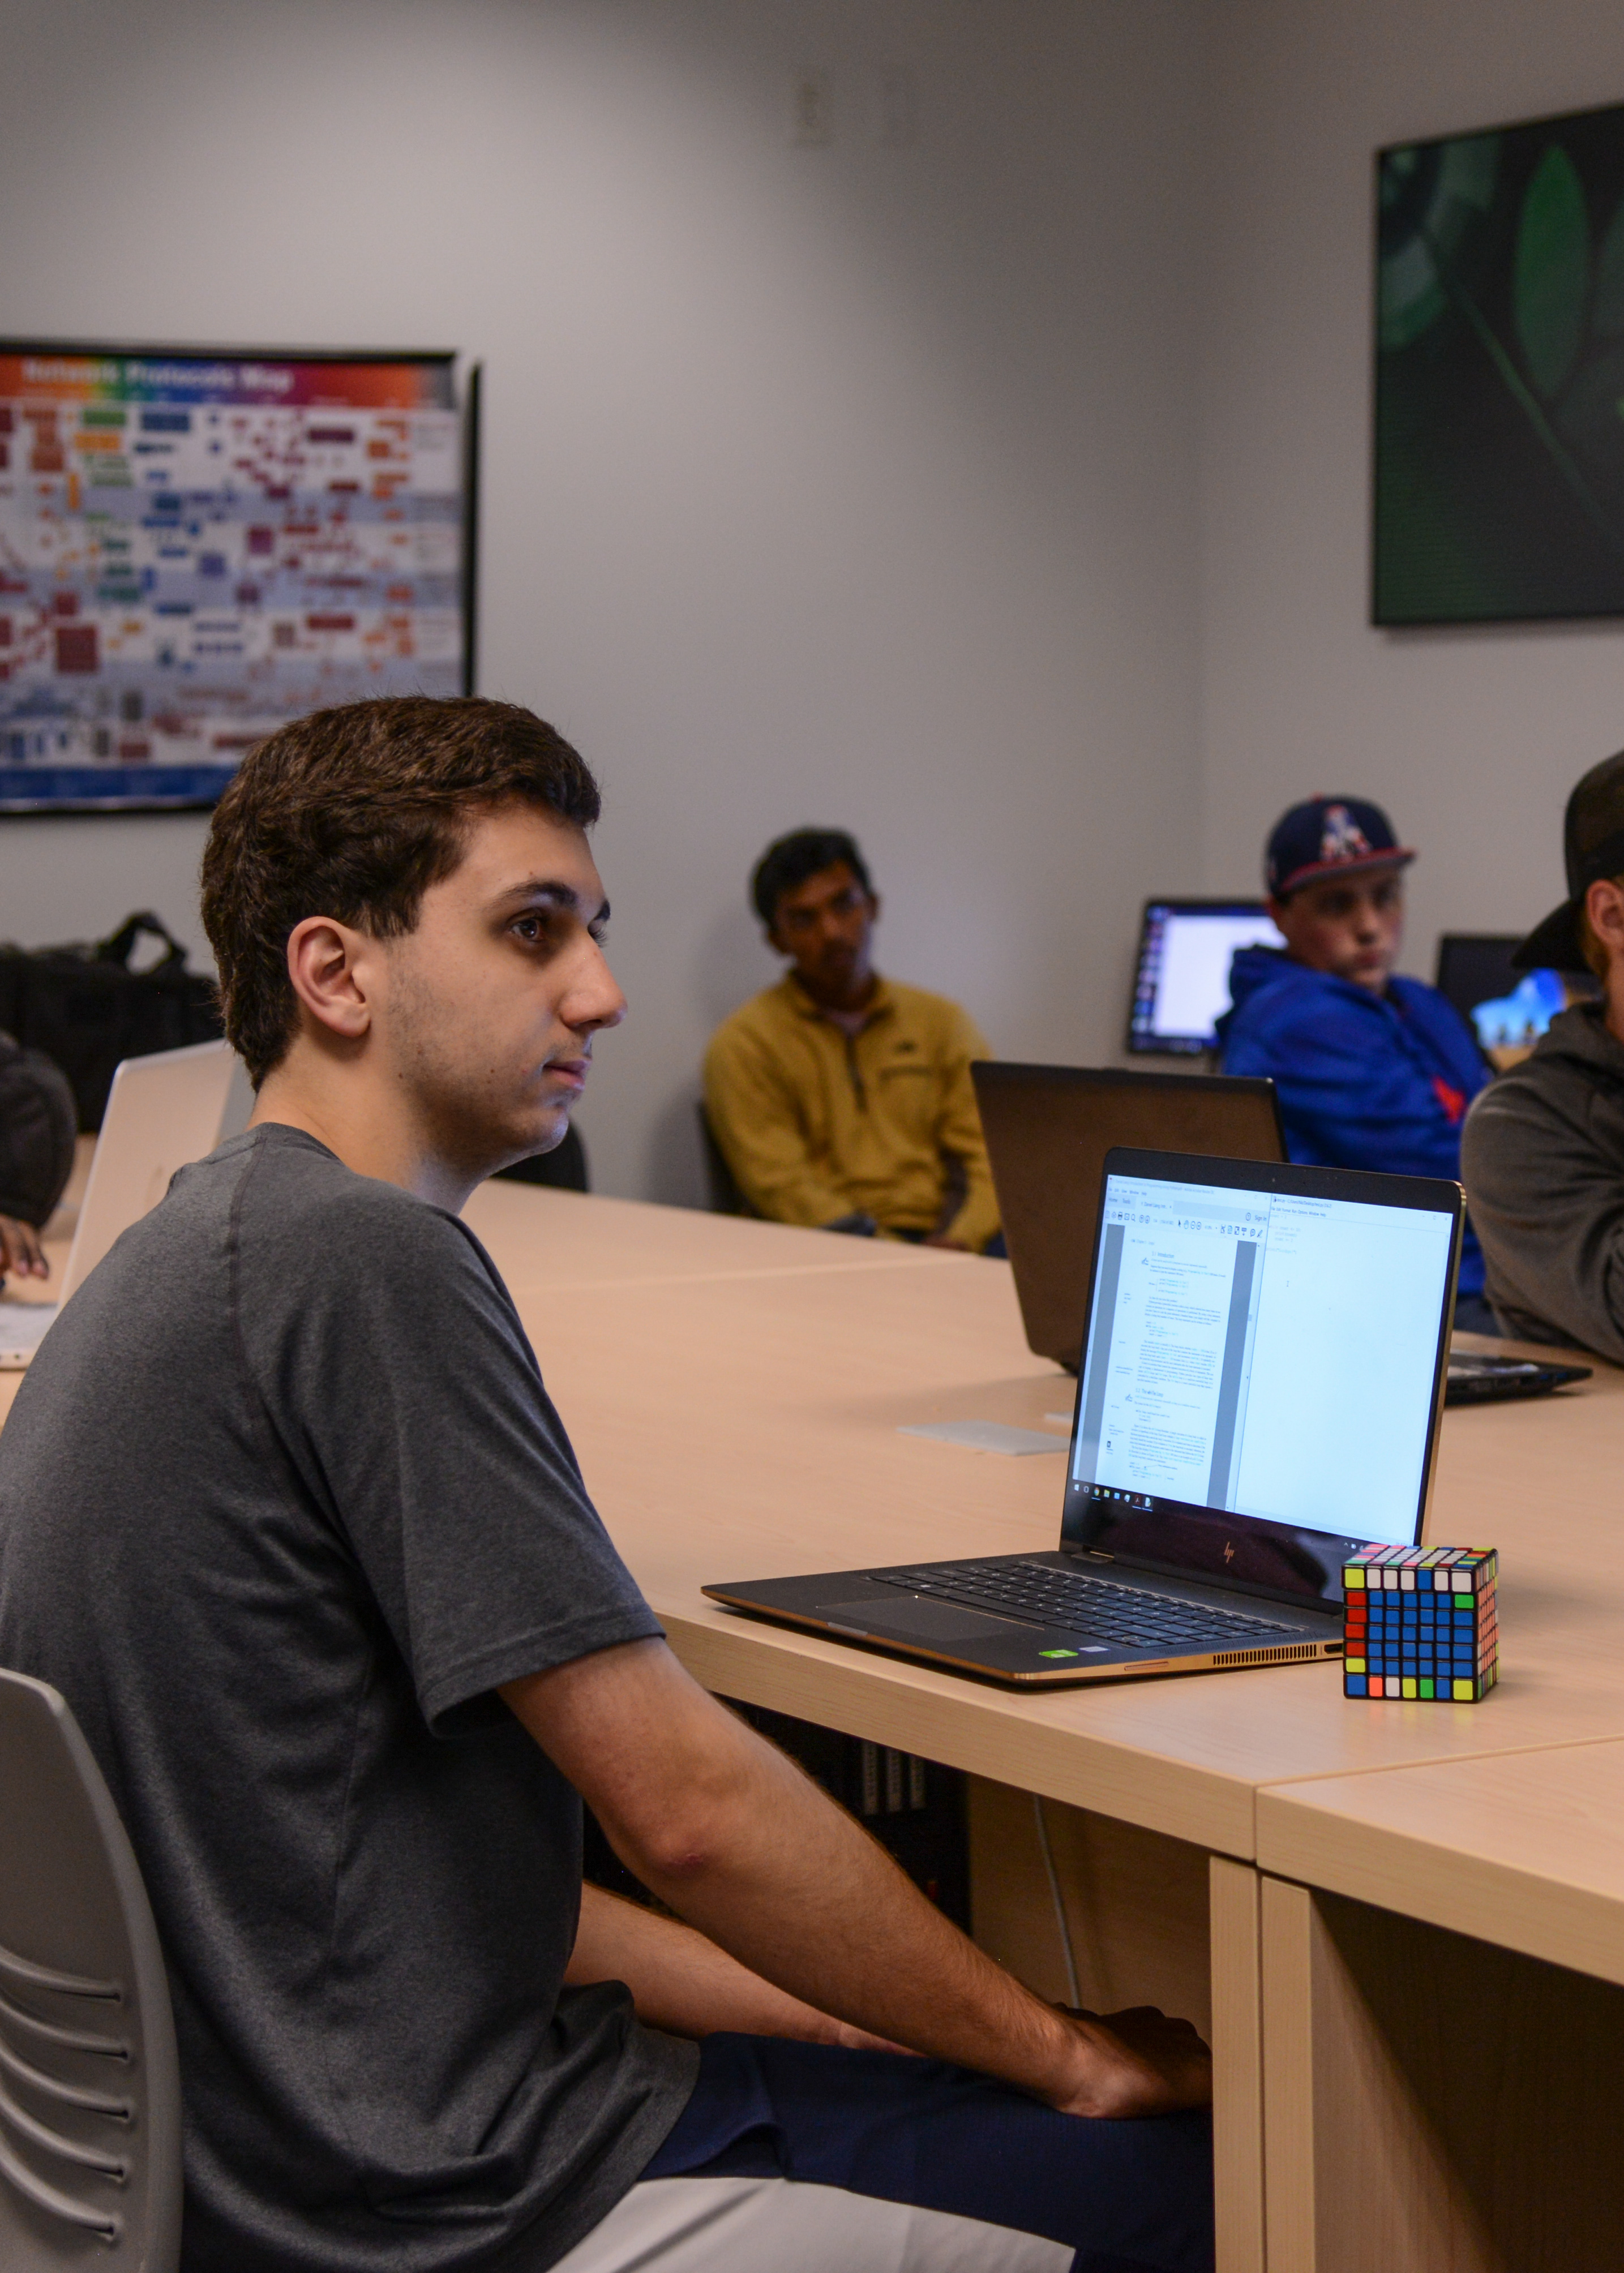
1210, 1643, 1325, 1668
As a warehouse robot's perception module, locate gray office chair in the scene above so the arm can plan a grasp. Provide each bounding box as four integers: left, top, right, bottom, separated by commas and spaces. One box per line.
0, 1667, 181, 2271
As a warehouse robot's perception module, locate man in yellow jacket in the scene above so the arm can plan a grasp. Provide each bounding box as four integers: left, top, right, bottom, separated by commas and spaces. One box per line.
704, 829, 1001, 1251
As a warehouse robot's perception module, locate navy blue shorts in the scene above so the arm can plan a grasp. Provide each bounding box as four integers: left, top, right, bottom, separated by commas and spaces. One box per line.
642, 2034, 1214, 2273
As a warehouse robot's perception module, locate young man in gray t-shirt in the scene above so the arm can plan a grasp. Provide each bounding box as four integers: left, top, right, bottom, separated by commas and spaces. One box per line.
0, 697, 1212, 2273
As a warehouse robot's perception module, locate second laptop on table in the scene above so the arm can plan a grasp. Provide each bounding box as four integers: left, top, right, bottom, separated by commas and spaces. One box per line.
972, 1060, 1286, 1374
975, 1057, 1588, 1407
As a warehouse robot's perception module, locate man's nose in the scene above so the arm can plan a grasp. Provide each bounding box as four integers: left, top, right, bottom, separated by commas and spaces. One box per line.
569, 943, 628, 1031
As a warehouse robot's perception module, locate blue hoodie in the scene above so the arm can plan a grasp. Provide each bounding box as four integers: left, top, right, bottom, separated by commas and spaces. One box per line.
1218, 947, 1488, 1296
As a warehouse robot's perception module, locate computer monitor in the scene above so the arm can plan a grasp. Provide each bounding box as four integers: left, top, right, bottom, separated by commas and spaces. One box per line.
1434, 933, 1599, 1070
1062, 1148, 1461, 1601
1126, 900, 1285, 1057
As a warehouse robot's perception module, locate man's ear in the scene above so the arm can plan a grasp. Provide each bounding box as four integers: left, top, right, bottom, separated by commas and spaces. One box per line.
1587, 878, 1624, 959
285, 916, 375, 1045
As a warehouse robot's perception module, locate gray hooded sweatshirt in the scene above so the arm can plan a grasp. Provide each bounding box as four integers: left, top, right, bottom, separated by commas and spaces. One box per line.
1460, 1002, 1624, 1360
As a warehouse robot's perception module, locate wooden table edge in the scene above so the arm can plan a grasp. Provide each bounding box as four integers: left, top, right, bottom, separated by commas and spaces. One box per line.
1256, 1734, 1624, 1985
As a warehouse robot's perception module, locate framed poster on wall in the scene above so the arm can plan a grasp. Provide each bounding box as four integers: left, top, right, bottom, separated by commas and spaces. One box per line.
1375, 100, 1624, 625
0, 344, 477, 813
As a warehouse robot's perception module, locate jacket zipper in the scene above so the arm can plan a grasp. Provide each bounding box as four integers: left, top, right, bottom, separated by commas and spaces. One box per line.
843, 1032, 868, 1110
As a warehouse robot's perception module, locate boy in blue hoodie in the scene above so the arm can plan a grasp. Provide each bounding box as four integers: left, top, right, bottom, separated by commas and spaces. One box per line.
1217, 795, 1491, 1318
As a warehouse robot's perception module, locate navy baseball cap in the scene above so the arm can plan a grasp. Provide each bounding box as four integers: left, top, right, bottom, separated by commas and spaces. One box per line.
1265, 796, 1415, 900
1514, 749, 1624, 971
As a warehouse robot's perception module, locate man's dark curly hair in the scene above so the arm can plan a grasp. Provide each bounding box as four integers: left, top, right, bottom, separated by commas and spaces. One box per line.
749, 828, 872, 928
200, 696, 600, 1087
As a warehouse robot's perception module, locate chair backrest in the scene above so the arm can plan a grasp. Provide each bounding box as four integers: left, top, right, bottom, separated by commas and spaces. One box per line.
696, 1104, 751, 1217
0, 1669, 181, 2272
491, 1121, 590, 1193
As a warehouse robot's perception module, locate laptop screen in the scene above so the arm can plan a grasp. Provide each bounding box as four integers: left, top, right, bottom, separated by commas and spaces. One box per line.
1061, 1151, 1460, 1609
1433, 932, 1597, 1064
1126, 900, 1285, 1056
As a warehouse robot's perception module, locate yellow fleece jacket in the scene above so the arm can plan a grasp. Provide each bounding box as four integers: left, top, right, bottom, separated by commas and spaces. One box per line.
703, 974, 1000, 1250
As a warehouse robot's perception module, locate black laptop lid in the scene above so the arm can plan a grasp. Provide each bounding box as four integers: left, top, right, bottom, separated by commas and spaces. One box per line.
1057, 1148, 1463, 1613
972, 1062, 1286, 1373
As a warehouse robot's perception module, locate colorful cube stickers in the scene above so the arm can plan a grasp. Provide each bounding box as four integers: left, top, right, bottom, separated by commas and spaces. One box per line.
1342, 1546, 1498, 1702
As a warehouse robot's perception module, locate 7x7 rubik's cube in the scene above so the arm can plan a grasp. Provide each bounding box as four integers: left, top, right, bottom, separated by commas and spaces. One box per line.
1342, 1546, 1498, 1701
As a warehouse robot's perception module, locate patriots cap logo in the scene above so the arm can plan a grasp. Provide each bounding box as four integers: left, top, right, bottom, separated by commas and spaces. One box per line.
1319, 804, 1372, 865
1266, 794, 1411, 898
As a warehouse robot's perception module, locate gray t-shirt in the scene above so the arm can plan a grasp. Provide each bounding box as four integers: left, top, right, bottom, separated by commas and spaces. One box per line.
0, 1124, 697, 2273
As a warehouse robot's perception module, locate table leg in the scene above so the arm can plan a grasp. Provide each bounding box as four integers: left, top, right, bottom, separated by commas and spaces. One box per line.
1260, 1873, 1624, 2271
967, 1775, 1212, 2030
1211, 1858, 1265, 2273
969, 1783, 1264, 2266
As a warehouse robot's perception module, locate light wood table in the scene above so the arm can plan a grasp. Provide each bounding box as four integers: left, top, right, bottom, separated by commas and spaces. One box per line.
461, 1180, 971, 1295
460, 1189, 1624, 2273
500, 1240, 1624, 1822
1251, 1740, 1624, 2272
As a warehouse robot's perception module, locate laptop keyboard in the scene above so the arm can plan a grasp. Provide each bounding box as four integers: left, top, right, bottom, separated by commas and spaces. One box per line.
874, 1561, 1302, 1649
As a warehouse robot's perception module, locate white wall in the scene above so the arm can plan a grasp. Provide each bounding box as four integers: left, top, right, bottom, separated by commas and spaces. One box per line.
0, 0, 1206, 1201
1199, 0, 1624, 967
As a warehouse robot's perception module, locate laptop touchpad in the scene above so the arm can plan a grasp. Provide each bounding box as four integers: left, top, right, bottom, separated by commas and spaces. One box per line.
815, 1595, 1036, 1642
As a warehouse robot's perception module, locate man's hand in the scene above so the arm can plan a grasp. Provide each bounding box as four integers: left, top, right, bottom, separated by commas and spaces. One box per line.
502, 1640, 1211, 2118
0, 1214, 48, 1281
1048, 2006, 1212, 2118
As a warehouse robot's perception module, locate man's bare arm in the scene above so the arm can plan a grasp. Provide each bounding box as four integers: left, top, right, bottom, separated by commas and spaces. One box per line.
567, 1882, 903, 2050
504, 1639, 1209, 2118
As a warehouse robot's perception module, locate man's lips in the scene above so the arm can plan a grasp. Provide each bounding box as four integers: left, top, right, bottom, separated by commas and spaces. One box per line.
545, 1057, 590, 1093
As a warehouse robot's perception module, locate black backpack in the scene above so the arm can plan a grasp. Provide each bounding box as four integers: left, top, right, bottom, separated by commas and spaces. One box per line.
0, 914, 222, 1133
0, 1033, 77, 1228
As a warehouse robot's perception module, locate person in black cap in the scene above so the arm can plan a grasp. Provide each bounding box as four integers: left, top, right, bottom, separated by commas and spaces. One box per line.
1218, 795, 1492, 1320
1461, 752, 1624, 1356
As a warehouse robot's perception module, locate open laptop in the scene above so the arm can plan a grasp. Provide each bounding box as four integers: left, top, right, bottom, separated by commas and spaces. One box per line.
1434, 932, 1599, 1072
704, 1147, 1463, 1686
975, 1056, 1591, 1408
1126, 899, 1285, 1057
974, 1062, 1286, 1373
0, 1040, 237, 1369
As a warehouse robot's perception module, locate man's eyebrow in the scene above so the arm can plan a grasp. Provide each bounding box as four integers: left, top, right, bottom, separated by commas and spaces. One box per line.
498, 878, 610, 925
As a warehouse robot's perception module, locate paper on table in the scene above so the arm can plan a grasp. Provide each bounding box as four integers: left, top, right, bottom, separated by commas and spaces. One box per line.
899, 1419, 1065, 1457
0, 1300, 59, 1371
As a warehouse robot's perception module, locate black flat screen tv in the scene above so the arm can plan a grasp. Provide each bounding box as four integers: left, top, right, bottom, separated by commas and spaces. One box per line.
1375, 99, 1624, 624
0, 342, 477, 813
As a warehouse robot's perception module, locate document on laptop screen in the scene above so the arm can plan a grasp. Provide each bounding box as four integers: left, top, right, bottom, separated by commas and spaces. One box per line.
1070, 1172, 1452, 1546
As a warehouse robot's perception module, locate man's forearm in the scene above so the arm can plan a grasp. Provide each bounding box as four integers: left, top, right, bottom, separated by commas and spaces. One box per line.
567, 1881, 893, 2047
504, 1645, 1194, 2116
606, 1714, 1071, 2099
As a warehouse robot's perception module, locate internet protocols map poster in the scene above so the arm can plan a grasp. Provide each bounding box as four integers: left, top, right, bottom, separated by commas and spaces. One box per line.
0, 349, 464, 812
